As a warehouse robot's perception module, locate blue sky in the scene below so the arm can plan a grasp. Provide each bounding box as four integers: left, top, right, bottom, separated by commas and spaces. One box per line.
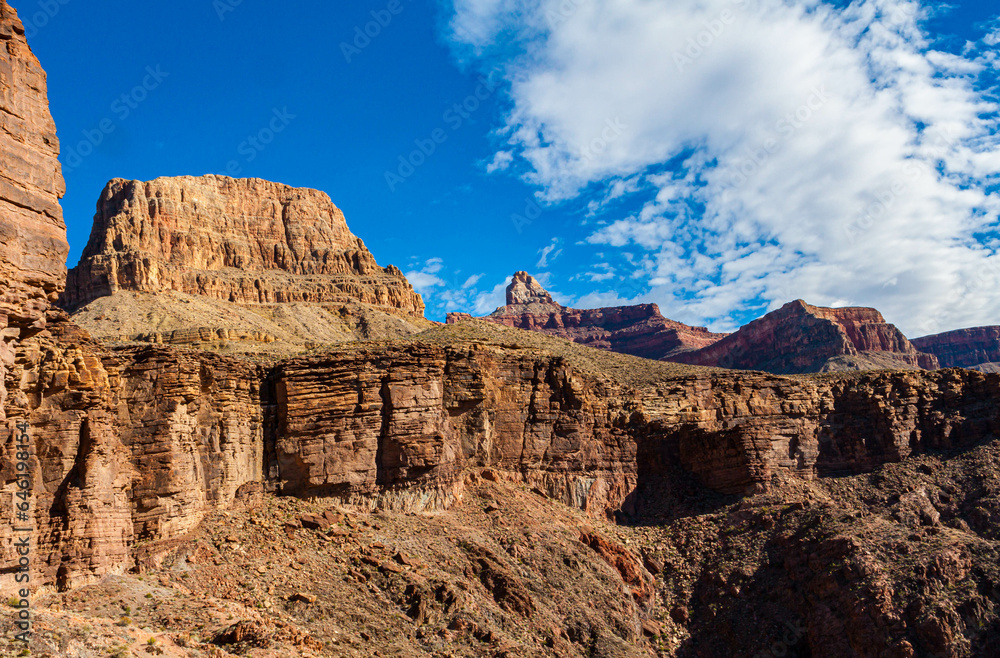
24, 0, 1000, 334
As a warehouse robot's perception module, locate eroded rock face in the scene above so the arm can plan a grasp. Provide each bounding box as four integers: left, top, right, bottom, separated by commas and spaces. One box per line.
506, 271, 555, 306
1, 327, 267, 591
0, 2, 68, 330
272, 345, 639, 514
448, 272, 726, 360
0, 0, 69, 418
60, 176, 424, 317
670, 299, 939, 373
913, 326, 1000, 369
9, 332, 998, 591
272, 343, 1000, 507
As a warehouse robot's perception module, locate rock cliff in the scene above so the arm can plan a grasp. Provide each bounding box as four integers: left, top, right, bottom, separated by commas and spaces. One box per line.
913, 326, 1000, 369
670, 299, 939, 373
0, 0, 69, 403
448, 272, 726, 360
3, 9, 1000, 655
60, 175, 424, 316
9, 323, 998, 593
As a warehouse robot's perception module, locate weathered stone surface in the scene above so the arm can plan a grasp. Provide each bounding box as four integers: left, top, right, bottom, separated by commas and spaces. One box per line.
1, 315, 132, 591
0, 1, 68, 335
505, 271, 554, 306
271, 344, 639, 514
670, 299, 939, 373
11, 329, 995, 591
913, 326, 1000, 369
2, 324, 267, 591
448, 272, 726, 360
60, 176, 424, 317
114, 347, 266, 543
272, 341, 1000, 508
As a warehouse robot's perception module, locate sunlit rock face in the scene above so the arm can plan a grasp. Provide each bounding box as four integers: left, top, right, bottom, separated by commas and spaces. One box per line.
669, 300, 940, 374
448, 272, 728, 360
60, 175, 424, 317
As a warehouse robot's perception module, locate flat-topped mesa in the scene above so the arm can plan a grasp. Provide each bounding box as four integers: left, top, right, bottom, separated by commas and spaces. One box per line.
0, 1, 69, 333
670, 299, 939, 373
912, 326, 1000, 370
447, 271, 727, 360
59, 176, 424, 317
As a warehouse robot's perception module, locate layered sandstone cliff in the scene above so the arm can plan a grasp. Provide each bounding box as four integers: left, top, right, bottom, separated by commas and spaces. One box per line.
60, 175, 424, 316
0, 0, 69, 385
6, 323, 999, 593
448, 272, 726, 360
912, 325, 1000, 369
669, 299, 939, 373
4, 11, 1000, 655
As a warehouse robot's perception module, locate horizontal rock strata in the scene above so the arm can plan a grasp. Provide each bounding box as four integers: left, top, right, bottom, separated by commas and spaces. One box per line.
913, 326, 1000, 369
670, 299, 939, 373
60, 176, 424, 317
0, 1, 68, 335
449, 272, 726, 360
8, 326, 996, 592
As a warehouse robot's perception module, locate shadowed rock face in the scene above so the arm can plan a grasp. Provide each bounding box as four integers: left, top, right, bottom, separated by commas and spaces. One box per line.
59, 175, 424, 317
913, 326, 1000, 369
448, 272, 727, 360
669, 299, 939, 373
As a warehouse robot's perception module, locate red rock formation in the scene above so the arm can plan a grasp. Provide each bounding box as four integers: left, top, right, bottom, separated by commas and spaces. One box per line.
0, 0, 69, 389
505, 271, 555, 305
60, 176, 424, 317
912, 326, 1000, 369
447, 272, 726, 360
670, 299, 939, 373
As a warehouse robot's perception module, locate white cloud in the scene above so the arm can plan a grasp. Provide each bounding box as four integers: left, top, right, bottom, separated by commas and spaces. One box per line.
406, 257, 448, 293
406, 271, 446, 292
536, 238, 563, 268
985, 19, 1000, 46
462, 273, 485, 288
584, 262, 616, 282
473, 279, 510, 314
444, 0, 1000, 336
486, 150, 514, 173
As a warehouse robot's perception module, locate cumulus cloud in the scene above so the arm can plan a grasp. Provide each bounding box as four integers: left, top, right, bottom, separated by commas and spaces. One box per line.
473, 279, 510, 314
985, 18, 1000, 46
406, 257, 447, 293
406, 271, 446, 293
423, 257, 445, 274
445, 0, 1000, 335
